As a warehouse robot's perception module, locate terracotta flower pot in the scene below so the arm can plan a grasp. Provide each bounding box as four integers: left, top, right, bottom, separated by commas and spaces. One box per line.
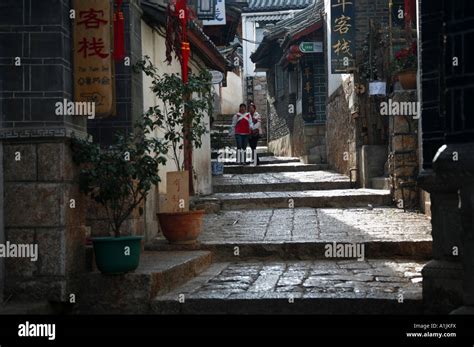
157, 210, 205, 244
398, 69, 417, 90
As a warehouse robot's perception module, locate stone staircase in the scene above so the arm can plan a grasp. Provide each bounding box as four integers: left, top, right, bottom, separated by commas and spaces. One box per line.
76, 149, 432, 314
146, 151, 432, 315
76, 251, 212, 314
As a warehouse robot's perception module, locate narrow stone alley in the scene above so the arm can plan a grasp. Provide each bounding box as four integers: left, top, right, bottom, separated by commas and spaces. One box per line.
148, 146, 432, 314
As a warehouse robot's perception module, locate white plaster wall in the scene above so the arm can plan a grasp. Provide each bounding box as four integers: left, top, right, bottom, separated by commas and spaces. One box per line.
141, 20, 212, 200
242, 15, 266, 78
221, 70, 244, 114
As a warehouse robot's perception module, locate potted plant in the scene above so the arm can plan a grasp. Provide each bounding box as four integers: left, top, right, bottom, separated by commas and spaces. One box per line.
71, 113, 167, 274
392, 41, 417, 90
136, 57, 213, 244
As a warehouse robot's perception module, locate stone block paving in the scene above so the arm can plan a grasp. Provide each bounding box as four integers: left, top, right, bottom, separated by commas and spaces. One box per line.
200, 208, 432, 244
157, 259, 424, 301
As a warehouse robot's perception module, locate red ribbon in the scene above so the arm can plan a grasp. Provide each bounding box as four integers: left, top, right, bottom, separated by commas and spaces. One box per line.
181, 42, 190, 84
113, 0, 125, 61
404, 0, 416, 28
175, 0, 190, 84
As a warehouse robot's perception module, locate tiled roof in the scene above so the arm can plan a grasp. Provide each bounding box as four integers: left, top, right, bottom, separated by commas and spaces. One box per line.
250, 0, 324, 64
243, 0, 314, 12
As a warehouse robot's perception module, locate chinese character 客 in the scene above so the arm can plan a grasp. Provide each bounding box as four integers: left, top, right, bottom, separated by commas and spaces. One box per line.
78, 9, 108, 29
333, 15, 352, 34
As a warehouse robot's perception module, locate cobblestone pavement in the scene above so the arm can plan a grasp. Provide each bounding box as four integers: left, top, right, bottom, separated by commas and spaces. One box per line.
156, 259, 424, 300
200, 208, 432, 243
213, 171, 350, 186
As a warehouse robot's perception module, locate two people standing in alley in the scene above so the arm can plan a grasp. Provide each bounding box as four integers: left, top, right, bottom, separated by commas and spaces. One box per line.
230, 102, 262, 165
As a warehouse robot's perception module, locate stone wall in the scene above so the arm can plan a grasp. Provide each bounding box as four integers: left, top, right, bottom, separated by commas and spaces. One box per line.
245, 75, 268, 138
326, 84, 357, 177
388, 90, 419, 209
267, 69, 291, 143
3, 140, 86, 302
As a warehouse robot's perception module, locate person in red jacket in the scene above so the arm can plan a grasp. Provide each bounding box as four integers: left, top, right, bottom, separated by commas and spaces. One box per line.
231, 103, 253, 164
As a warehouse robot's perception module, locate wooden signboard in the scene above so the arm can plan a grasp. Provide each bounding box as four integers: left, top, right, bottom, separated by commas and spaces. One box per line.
330, 0, 356, 73
73, 0, 115, 117
163, 171, 190, 213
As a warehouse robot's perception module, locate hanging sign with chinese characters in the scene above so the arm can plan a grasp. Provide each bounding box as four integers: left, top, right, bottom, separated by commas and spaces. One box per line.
301, 62, 316, 121
73, 0, 115, 117
330, 0, 355, 73
246, 77, 254, 101
203, 0, 226, 26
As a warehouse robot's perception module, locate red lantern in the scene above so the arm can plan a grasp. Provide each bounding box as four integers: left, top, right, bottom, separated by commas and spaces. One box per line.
289, 44, 301, 54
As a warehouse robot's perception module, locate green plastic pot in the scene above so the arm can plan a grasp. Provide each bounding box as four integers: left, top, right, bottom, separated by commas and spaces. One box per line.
91, 235, 144, 274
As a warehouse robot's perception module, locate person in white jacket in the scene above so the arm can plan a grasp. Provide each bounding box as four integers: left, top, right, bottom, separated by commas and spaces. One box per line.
248, 103, 262, 165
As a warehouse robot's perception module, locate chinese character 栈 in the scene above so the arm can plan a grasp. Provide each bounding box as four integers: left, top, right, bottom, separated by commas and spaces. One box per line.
78, 37, 109, 59
332, 38, 352, 57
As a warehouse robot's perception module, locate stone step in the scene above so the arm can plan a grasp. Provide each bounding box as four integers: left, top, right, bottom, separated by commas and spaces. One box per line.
222, 156, 301, 166
0, 301, 57, 314
148, 207, 432, 260
76, 251, 212, 314
224, 163, 330, 174
148, 240, 432, 261
371, 176, 391, 190
213, 114, 234, 123
151, 259, 425, 314
198, 189, 391, 210
211, 139, 268, 148
213, 171, 351, 193
211, 151, 274, 159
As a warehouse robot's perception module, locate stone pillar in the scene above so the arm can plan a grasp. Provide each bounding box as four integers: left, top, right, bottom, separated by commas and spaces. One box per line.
419, 143, 474, 314
0, 0, 87, 303
3, 140, 86, 302
389, 90, 419, 209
